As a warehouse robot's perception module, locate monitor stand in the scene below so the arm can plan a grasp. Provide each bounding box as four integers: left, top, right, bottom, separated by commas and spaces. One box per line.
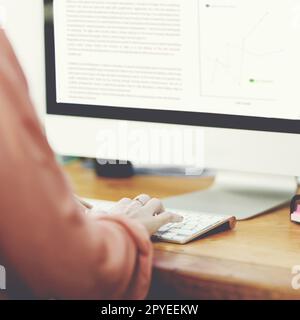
162, 171, 298, 220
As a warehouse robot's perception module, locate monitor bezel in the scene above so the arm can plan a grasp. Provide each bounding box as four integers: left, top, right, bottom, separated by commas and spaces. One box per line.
44, 0, 300, 134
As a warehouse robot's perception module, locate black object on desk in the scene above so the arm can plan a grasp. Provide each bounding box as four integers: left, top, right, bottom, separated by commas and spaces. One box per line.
94, 159, 135, 178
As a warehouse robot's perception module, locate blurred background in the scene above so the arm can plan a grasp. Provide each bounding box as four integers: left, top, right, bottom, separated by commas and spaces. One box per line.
0, 0, 45, 119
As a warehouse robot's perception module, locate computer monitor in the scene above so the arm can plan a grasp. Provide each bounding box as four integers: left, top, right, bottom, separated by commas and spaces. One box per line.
44, 0, 300, 219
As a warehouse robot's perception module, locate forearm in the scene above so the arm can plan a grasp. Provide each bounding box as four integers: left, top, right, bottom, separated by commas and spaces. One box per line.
1, 208, 152, 299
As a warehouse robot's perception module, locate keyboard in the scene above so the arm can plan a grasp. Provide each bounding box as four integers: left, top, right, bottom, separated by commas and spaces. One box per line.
83, 198, 236, 244
153, 209, 236, 244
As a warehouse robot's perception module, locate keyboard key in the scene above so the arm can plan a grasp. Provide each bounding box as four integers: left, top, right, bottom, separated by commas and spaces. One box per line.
177, 230, 194, 236
172, 235, 187, 242
158, 225, 172, 232
162, 231, 177, 238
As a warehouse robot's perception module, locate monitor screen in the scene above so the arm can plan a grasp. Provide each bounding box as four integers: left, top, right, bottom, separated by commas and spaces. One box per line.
45, 0, 300, 133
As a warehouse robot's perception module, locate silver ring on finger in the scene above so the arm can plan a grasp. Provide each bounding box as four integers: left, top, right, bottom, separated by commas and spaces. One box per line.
133, 194, 151, 206
134, 198, 145, 206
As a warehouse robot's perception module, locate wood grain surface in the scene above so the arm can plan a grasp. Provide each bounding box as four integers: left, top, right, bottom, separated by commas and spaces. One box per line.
64, 161, 300, 299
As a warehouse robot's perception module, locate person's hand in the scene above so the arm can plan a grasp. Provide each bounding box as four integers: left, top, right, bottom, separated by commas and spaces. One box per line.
107, 194, 183, 235
91, 194, 183, 235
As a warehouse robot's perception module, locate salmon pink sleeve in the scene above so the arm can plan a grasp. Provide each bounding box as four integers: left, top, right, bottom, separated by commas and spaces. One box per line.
0, 30, 152, 299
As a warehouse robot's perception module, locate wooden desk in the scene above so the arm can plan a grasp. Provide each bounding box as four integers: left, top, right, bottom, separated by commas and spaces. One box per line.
64, 161, 300, 300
